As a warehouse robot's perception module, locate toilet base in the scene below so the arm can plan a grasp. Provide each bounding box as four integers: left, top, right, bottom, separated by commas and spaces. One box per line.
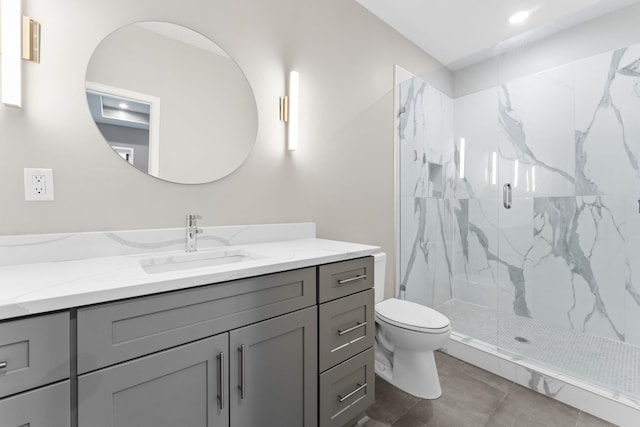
390, 348, 442, 399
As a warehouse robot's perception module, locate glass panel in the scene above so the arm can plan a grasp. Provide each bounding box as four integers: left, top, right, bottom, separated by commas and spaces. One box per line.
396, 68, 455, 309
445, 83, 502, 347
395, 65, 504, 349
495, 3, 640, 400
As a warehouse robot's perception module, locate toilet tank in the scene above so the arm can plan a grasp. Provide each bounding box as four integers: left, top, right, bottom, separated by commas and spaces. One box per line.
373, 252, 386, 304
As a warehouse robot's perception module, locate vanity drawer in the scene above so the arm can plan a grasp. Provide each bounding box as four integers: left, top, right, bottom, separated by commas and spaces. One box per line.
318, 257, 374, 303
319, 348, 375, 427
319, 289, 374, 372
77, 267, 316, 374
0, 380, 70, 427
0, 312, 70, 398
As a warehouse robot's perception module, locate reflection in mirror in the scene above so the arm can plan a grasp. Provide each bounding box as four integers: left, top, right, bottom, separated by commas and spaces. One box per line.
85, 22, 258, 184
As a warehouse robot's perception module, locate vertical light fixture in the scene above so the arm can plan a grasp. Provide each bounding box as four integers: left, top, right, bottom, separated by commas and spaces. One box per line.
458, 138, 466, 179
280, 70, 299, 151
0, 0, 40, 108
531, 165, 536, 192
1, 0, 22, 107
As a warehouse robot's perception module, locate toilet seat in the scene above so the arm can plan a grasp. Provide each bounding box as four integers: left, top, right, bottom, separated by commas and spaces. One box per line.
375, 298, 450, 334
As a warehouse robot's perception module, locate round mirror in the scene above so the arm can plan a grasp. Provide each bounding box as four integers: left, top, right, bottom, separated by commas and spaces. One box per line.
85, 22, 258, 184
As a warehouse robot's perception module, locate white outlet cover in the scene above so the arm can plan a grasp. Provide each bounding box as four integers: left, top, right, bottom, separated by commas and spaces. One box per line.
24, 168, 55, 201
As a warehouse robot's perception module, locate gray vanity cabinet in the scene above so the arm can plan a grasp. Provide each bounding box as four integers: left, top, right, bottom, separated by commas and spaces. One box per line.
0, 257, 373, 427
78, 332, 229, 427
229, 306, 318, 427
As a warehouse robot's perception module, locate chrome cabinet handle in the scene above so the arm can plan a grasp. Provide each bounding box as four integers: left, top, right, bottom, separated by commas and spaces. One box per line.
503, 183, 512, 209
238, 345, 246, 400
0, 361, 6, 369
338, 322, 367, 336
217, 352, 225, 410
338, 382, 367, 403
337, 274, 367, 285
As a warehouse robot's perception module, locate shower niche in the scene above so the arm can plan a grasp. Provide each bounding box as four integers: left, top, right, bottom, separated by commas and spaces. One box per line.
427, 162, 443, 198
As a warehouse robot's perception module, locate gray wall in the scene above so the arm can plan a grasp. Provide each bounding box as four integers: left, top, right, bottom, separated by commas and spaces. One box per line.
0, 0, 445, 297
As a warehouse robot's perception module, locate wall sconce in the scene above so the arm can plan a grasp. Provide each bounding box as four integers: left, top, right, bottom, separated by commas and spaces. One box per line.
280, 71, 299, 151
1, 0, 41, 108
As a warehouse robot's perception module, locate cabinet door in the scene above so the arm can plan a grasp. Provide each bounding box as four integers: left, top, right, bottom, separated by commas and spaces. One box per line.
0, 381, 70, 427
229, 307, 317, 427
78, 333, 229, 427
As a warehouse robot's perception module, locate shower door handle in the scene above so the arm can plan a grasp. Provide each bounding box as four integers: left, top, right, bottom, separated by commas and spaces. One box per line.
503, 183, 512, 209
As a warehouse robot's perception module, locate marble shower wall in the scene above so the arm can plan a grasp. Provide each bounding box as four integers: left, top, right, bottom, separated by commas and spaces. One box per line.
452, 43, 640, 347
398, 77, 456, 308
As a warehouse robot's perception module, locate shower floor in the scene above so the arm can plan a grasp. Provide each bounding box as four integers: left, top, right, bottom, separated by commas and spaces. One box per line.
436, 299, 640, 400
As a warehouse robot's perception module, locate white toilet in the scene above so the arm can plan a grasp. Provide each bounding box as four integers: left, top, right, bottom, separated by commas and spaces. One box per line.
373, 253, 451, 399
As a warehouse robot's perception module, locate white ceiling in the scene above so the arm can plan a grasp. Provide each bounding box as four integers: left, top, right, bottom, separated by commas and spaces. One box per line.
355, 0, 640, 69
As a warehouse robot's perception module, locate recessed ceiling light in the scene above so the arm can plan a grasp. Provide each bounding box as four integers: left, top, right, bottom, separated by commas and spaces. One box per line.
508, 10, 530, 24
118, 102, 129, 109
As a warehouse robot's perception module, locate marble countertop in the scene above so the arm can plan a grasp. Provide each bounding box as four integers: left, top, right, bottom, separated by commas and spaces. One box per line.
0, 238, 379, 321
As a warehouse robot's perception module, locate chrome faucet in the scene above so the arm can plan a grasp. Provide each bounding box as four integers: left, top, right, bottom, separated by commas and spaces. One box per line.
186, 214, 203, 252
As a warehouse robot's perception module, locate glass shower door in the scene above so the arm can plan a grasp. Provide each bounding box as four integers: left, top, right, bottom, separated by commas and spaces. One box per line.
495, 63, 577, 369
495, 45, 640, 399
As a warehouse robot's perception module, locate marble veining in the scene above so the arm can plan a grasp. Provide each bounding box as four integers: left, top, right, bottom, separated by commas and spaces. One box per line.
532, 197, 625, 340
0, 223, 316, 266
500, 85, 576, 189
399, 76, 455, 307
0, 223, 378, 321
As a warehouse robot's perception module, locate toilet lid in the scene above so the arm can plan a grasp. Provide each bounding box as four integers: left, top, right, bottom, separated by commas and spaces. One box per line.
375, 298, 450, 332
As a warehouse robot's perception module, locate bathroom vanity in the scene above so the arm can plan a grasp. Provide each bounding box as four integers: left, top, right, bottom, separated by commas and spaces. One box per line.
0, 225, 378, 427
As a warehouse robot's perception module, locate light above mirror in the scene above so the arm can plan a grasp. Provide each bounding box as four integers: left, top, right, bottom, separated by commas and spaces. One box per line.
85, 21, 258, 184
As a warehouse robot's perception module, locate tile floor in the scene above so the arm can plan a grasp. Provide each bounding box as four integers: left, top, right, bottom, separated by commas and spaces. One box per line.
364, 351, 617, 427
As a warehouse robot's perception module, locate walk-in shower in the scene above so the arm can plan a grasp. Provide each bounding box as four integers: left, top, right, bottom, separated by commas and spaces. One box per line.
395, 3, 640, 425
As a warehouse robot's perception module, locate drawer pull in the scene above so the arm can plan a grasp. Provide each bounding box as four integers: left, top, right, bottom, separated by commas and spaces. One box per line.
217, 352, 225, 410
0, 361, 6, 369
338, 382, 367, 403
338, 322, 367, 336
238, 345, 246, 400
337, 274, 367, 285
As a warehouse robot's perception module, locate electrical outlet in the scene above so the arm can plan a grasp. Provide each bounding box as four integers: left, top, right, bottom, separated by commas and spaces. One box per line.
33, 175, 46, 194
24, 168, 54, 201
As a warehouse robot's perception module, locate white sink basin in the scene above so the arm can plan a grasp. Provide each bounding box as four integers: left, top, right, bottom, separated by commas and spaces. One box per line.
139, 249, 264, 274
